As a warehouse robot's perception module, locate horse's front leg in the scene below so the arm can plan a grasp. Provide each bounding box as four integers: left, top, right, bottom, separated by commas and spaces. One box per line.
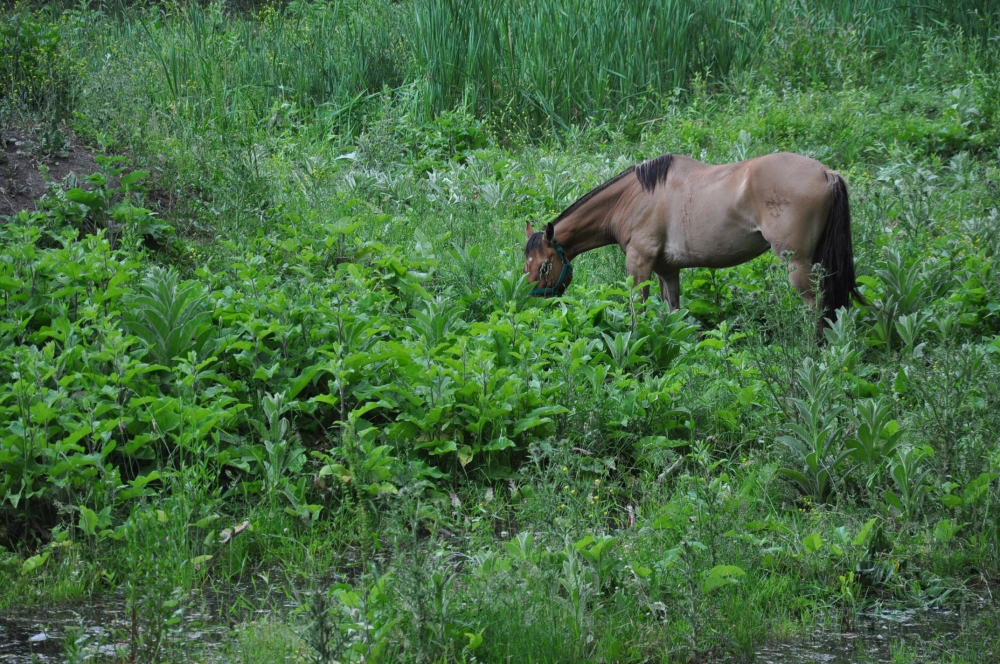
625, 250, 656, 301
657, 271, 681, 311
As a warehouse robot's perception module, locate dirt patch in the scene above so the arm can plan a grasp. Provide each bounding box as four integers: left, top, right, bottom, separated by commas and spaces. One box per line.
0, 127, 104, 217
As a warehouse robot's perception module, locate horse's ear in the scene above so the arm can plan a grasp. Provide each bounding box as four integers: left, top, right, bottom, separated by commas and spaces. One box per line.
525, 221, 535, 237
544, 223, 555, 242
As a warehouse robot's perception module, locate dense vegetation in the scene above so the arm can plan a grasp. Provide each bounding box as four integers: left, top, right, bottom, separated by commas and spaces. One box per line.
2, 0, 1000, 661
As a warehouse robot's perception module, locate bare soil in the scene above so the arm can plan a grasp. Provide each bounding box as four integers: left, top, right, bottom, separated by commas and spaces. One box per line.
0, 127, 104, 216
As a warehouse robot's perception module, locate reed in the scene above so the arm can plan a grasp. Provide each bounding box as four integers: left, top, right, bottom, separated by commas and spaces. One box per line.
66, 0, 998, 134
81, 1, 408, 135
409, 0, 997, 126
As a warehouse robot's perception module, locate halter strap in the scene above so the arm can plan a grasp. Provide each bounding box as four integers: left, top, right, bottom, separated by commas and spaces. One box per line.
529, 241, 573, 297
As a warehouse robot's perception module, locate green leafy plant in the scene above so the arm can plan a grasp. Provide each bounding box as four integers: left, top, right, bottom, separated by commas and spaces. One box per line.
318, 414, 399, 501
866, 247, 932, 350
124, 267, 214, 368
885, 446, 935, 521
0, 11, 75, 114
574, 534, 622, 594
778, 358, 850, 502
846, 398, 902, 490
558, 536, 596, 657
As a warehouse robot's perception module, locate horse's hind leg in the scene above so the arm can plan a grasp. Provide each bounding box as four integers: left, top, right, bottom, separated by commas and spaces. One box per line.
657, 271, 681, 310
788, 257, 817, 307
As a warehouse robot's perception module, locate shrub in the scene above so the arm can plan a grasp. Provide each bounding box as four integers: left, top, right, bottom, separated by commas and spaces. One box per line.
0, 12, 75, 116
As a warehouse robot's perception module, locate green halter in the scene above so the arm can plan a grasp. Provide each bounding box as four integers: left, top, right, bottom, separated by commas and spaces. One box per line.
529, 241, 573, 297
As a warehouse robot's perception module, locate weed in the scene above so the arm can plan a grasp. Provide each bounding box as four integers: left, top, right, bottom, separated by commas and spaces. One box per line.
3, 2, 1000, 662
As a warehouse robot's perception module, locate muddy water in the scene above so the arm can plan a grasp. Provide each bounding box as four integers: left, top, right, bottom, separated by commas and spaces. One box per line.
3, 596, 996, 662
756, 604, 997, 663
0, 602, 231, 663
1, 602, 129, 663
0, 586, 281, 663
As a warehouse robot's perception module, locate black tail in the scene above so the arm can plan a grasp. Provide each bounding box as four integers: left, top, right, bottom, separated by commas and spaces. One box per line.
813, 174, 865, 324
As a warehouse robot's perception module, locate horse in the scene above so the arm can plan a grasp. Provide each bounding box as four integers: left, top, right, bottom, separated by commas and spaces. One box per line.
522, 152, 864, 324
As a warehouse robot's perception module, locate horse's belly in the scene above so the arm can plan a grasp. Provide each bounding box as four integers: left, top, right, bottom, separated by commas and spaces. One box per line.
664, 227, 770, 269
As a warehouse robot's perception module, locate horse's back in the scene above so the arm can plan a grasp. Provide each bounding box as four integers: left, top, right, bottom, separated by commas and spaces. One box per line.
746, 152, 835, 193
637, 153, 837, 269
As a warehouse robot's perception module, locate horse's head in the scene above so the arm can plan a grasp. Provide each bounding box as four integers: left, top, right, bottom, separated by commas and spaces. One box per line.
523, 221, 573, 297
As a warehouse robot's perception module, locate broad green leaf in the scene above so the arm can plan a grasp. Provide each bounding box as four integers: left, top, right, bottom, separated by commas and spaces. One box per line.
312, 394, 340, 406
464, 631, 484, 651
414, 439, 458, 455
192, 514, 220, 529
941, 494, 963, 509
963, 472, 998, 505
852, 518, 878, 546
631, 565, 652, 578
66, 188, 104, 208
484, 436, 514, 451
933, 519, 961, 543
22, 551, 50, 575
63, 423, 93, 448
702, 565, 745, 593
119, 170, 149, 187
130, 471, 161, 489
79, 506, 98, 536
802, 533, 824, 554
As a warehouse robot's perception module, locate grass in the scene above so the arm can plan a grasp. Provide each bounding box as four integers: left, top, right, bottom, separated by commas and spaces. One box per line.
2, 1, 1000, 662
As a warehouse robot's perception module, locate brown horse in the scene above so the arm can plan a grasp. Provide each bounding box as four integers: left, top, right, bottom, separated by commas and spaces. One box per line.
523, 153, 864, 323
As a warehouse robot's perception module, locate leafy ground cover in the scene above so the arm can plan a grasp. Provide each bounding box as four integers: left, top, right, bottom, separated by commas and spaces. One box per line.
2, 1, 1000, 662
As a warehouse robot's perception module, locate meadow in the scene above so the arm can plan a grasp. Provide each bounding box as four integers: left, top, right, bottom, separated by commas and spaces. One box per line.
1, 1, 1000, 661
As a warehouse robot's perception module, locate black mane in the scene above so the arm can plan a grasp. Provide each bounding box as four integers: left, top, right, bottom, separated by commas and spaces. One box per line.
635, 154, 674, 192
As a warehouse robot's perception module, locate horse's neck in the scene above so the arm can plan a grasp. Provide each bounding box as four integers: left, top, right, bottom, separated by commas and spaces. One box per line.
554, 179, 629, 259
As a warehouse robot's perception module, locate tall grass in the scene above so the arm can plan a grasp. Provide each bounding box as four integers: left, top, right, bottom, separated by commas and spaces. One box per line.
85, 1, 408, 135
62, 0, 998, 137
410, 0, 769, 128
409, 0, 998, 126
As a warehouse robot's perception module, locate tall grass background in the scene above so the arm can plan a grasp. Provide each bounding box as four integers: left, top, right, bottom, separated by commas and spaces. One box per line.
54, 0, 999, 137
